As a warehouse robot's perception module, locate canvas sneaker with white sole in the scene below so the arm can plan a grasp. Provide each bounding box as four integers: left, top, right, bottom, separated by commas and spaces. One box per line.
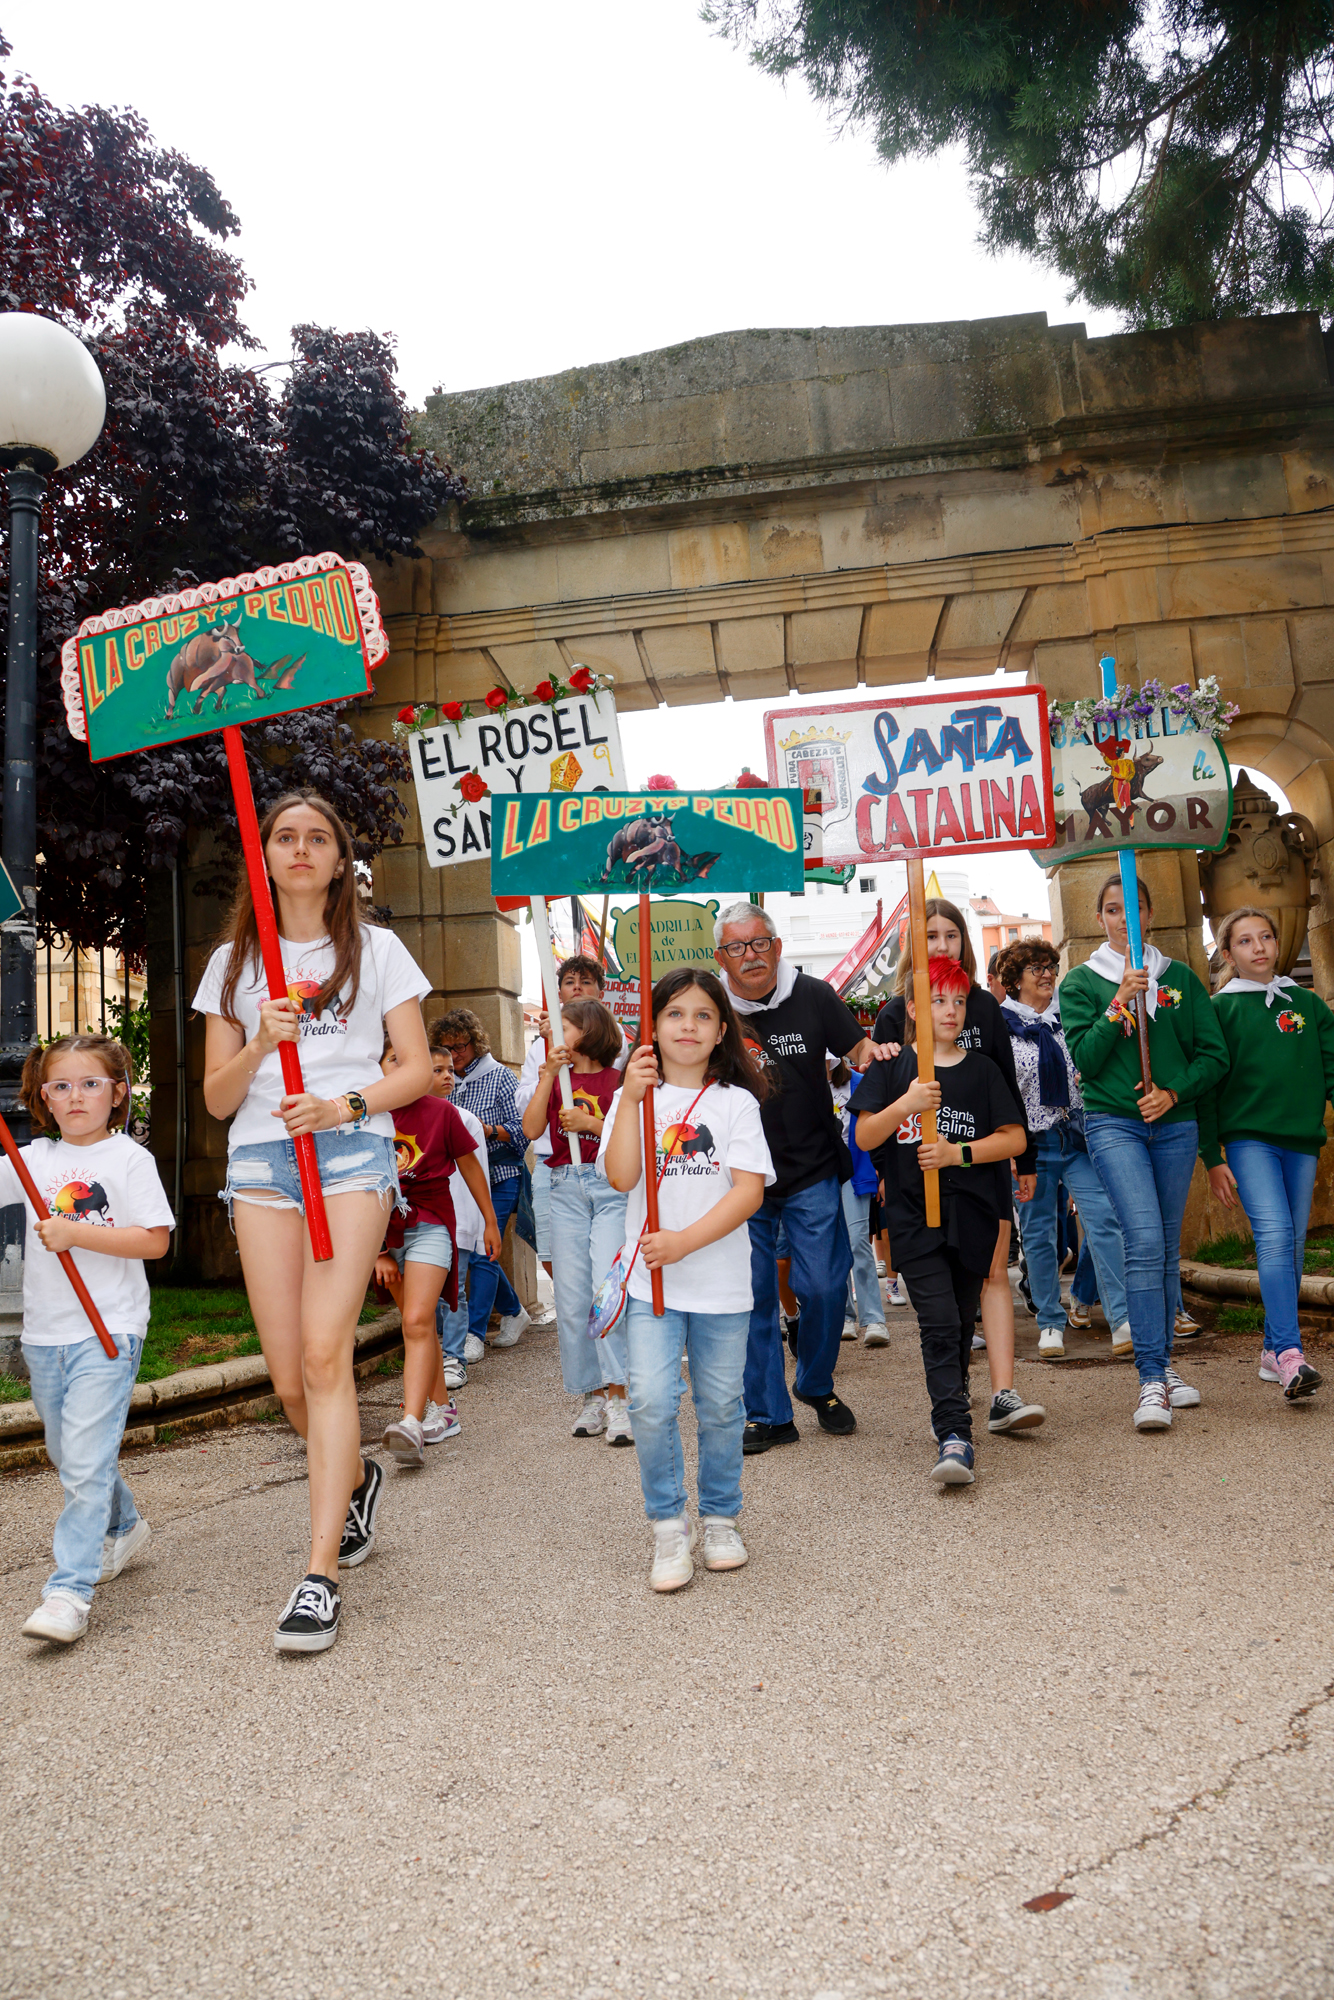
988, 1387, 1047, 1432
700, 1517, 748, 1570
572, 1391, 607, 1438
863, 1322, 890, 1348
649, 1515, 696, 1591
98, 1515, 151, 1583
273, 1574, 341, 1654
338, 1458, 385, 1568
1132, 1381, 1172, 1430
1165, 1366, 1201, 1409
490, 1305, 530, 1348
21, 1588, 89, 1645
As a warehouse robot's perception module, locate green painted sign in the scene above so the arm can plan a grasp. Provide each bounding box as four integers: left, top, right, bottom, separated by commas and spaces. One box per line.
59, 556, 388, 763
490, 790, 806, 896
0, 859, 21, 926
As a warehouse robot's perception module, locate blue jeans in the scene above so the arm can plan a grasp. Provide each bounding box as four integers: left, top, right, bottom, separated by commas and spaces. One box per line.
467, 1174, 522, 1335
23, 1331, 144, 1602
1019, 1127, 1128, 1332
745, 1174, 852, 1425
842, 1183, 881, 1326
626, 1303, 750, 1519
437, 1246, 472, 1360
549, 1164, 629, 1394
1072, 1235, 1098, 1308
532, 1157, 552, 1262
1226, 1141, 1319, 1357
1085, 1115, 1198, 1383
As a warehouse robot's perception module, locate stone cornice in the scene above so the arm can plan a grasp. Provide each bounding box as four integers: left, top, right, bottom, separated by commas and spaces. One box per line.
384, 506, 1334, 654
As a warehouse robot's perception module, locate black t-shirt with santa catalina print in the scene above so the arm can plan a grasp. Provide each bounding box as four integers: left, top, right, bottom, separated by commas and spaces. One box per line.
737, 972, 864, 1198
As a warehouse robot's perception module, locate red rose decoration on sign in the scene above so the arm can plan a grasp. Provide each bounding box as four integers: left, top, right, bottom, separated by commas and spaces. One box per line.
533, 679, 556, 703
396, 706, 417, 725
568, 667, 594, 693
645, 773, 678, 790
484, 687, 510, 711
733, 767, 769, 788
457, 772, 489, 803
442, 701, 465, 723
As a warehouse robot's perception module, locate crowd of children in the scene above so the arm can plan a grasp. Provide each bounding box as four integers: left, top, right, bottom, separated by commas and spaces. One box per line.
14, 803, 1334, 1647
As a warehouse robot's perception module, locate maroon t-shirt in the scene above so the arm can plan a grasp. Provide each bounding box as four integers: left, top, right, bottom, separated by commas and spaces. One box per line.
387, 1094, 478, 1240
547, 1066, 621, 1167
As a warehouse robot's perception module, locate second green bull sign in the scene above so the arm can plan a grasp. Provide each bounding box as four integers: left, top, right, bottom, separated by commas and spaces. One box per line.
490, 790, 806, 897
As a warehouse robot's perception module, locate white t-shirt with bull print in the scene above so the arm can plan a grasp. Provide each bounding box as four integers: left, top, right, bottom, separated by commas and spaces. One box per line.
597, 1080, 774, 1313
193, 928, 431, 1152
0, 1132, 176, 1347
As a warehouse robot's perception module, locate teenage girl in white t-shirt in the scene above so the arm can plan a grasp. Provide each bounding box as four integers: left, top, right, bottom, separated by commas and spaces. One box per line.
600, 968, 774, 1594
195, 790, 433, 1655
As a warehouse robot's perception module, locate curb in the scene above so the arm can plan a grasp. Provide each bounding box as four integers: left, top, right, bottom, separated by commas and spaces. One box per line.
0, 1309, 404, 1473
1180, 1258, 1334, 1308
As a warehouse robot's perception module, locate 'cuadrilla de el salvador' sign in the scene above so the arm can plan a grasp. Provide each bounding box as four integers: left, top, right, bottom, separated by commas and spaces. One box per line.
763, 687, 1054, 863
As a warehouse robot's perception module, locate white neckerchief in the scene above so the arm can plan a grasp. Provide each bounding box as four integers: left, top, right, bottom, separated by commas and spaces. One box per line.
1223, 973, 1299, 1009
1004, 996, 1061, 1027
723, 953, 798, 1017
1085, 941, 1170, 1019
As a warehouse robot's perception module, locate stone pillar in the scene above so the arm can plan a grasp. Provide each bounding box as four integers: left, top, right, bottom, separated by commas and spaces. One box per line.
1307, 836, 1334, 1002
1049, 848, 1210, 982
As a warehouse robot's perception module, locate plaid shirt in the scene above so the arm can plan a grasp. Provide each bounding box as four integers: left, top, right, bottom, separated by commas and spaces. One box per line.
450, 1053, 524, 1182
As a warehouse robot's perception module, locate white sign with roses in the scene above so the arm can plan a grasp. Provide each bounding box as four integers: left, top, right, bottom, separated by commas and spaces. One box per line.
403, 673, 627, 869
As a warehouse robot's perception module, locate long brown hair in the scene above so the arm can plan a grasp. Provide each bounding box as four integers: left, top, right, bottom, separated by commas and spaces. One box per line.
22, 1035, 134, 1134
893, 897, 977, 994
562, 999, 623, 1068
651, 968, 771, 1102
216, 791, 369, 1027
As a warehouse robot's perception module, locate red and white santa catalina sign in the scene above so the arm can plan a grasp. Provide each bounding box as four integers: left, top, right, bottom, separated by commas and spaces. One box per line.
763, 686, 1055, 865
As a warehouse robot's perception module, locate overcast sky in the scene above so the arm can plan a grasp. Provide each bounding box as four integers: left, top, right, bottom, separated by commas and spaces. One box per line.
10, 1, 1137, 992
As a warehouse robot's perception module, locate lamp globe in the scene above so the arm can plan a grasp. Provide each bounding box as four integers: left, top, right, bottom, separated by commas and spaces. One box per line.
0, 312, 105, 470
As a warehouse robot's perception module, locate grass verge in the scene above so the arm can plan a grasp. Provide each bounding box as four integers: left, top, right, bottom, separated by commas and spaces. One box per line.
1193, 1225, 1334, 1275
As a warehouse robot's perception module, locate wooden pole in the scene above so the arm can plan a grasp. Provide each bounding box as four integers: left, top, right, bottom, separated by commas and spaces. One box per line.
529, 894, 581, 1165
0, 1112, 118, 1357
638, 891, 665, 1315
596, 895, 610, 969
222, 726, 333, 1261
906, 853, 941, 1228
1098, 658, 1154, 1092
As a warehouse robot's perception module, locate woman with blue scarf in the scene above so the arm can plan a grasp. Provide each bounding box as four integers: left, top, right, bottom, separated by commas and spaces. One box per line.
995, 939, 1130, 1362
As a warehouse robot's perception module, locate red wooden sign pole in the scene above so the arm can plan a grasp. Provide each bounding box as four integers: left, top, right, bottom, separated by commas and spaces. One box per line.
223, 726, 333, 1262
638, 891, 665, 1316
0, 1115, 117, 1356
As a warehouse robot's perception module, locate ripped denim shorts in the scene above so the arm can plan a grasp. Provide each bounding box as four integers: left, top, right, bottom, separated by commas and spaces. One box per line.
222, 1128, 404, 1220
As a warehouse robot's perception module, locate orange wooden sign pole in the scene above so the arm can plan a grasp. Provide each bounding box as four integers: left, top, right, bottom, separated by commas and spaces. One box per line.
906, 854, 941, 1229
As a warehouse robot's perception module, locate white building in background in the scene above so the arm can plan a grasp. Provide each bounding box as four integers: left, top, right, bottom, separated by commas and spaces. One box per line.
766, 866, 984, 984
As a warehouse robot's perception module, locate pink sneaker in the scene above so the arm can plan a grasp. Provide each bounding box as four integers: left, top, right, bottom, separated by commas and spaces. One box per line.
1276, 1348, 1322, 1400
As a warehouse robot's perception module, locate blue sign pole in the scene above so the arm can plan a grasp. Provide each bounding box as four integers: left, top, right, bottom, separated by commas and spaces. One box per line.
1099, 655, 1154, 1091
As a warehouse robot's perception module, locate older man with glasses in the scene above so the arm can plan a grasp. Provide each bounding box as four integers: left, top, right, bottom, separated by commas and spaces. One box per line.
713, 900, 895, 1452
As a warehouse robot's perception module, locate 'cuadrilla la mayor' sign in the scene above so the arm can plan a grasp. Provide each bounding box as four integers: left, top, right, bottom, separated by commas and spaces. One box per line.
1047, 705, 1232, 865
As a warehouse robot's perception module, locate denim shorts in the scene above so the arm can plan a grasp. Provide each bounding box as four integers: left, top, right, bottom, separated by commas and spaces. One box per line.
223, 1128, 402, 1219
391, 1221, 454, 1272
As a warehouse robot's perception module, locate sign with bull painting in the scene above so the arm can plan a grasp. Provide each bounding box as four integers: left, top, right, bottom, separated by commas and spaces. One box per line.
489, 790, 806, 898
60, 553, 387, 761
1046, 703, 1232, 865
763, 686, 1055, 864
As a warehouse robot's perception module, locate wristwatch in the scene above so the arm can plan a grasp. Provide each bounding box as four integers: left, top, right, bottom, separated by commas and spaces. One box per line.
342, 1089, 369, 1125
958, 1143, 973, 1167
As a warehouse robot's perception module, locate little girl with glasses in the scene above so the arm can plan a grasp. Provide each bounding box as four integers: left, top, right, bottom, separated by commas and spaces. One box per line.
15, 1035, 174, 1647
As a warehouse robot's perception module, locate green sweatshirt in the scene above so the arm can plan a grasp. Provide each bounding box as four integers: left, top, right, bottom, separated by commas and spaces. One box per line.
1060, 957, 1229, 1122
1195, 984, 1334, 1166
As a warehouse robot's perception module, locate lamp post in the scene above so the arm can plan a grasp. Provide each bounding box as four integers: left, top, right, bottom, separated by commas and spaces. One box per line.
0, 313, 105, 1139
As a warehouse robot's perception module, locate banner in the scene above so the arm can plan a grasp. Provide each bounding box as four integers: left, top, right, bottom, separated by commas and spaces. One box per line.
764, 687, 1054, 864
1047, 710, 1232, 863
609, 898, 720, 982
60, 555, 387, 762
490, 789, 805, 897
409, 693, 627, 867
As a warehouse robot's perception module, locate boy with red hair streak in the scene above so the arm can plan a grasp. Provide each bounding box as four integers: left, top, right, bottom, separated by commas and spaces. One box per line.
850, 957, 1034, 1485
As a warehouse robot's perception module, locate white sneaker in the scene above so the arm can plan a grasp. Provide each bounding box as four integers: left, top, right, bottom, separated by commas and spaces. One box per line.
1038, 1328, 1065, 1359
572, 1392, 607, 1437
422, 1398, 461, 1443
971, 1331, 987, 1351
875, 1257, 887, 1277
700, 1517, 748, 1571
649, 1515, 696, 1591
605, 1396, 634, 1447
1165, 1365, 1201, 1409
886, 1277, 909, 1308
490, 1305, 530, 1348
98, 1515, 150, 1583
1110, 1321, 1134, 1357
382, 1412, 425, 1465
463, 1333, 486, 1365
841, 1317, 859, 1341
22, 1588, 89, 1644
442, 1356, 467, 1391
1133, 1381, 1173, 1430
863, 1322, 890, 1348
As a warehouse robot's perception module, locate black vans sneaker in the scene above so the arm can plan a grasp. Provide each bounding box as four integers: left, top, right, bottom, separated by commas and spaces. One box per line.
338, 1457, 384, 1569
274, 1573, 341, 1654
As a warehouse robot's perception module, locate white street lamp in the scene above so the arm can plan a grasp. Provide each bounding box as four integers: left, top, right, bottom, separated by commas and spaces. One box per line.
0, 311, 106, 1137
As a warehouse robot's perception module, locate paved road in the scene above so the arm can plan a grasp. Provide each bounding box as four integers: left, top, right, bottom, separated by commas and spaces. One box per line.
3, 1306, 1332, 2000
